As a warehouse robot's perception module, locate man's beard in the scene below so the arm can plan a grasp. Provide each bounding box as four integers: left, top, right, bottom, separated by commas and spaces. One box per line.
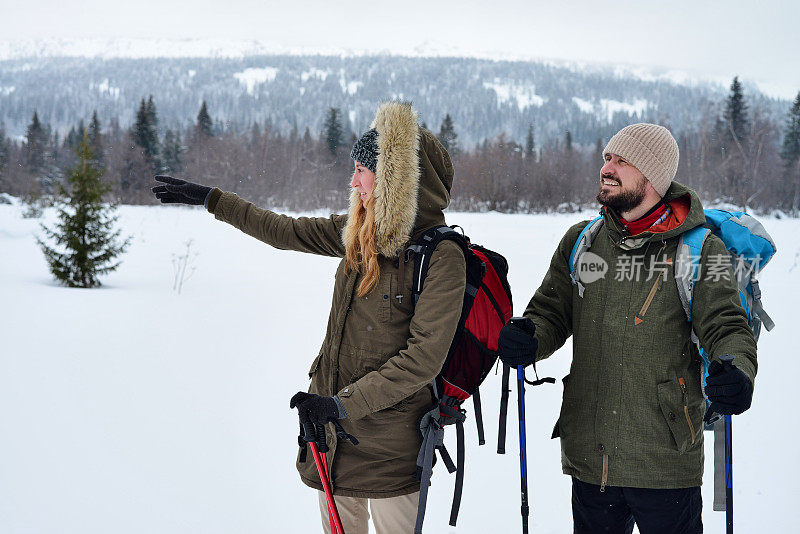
596, 174, 647, 214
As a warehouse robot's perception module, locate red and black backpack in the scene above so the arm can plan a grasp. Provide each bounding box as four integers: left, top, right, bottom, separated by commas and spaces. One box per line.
406, 225, 513, 534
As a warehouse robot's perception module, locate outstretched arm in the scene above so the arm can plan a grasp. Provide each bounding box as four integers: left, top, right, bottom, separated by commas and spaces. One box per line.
153, 176, 347, 258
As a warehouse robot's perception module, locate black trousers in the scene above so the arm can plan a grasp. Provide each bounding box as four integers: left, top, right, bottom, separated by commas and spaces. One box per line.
572, 478, 703, 534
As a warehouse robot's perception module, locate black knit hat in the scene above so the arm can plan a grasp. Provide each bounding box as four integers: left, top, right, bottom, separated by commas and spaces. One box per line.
350, 128, 379, 173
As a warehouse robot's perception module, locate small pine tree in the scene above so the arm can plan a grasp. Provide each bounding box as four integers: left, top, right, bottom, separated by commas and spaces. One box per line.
323, 107, 344, 158
724, 76, 749, 147
781, 91, 800, 171
565, 130, 573, 152
195, 100, 214, 138
0, 122, 9, 179
38, 135, 131, 288
88, 110, 104, 164
25, 110, 48, 174
162, 129, 183, 173
133, 96, 160, 171
438, 114, 458, 155
782, 91, 800, 213
525, 123, 535, 159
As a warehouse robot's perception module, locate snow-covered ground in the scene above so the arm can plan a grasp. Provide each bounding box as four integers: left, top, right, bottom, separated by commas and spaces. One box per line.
1, 200, 797, 533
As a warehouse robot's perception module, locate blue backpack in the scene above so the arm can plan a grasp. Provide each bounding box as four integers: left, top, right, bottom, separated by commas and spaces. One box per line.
569, 208, 777, 510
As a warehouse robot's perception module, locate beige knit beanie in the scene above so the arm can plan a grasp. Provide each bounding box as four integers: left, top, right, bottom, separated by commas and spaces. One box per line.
603, 123, 679, 197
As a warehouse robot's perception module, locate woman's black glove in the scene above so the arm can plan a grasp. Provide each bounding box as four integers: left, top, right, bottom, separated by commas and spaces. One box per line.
498, 316, 539, 368
152, 175, 212, 205
705, 355, 753, 416
290, 392, 344, 425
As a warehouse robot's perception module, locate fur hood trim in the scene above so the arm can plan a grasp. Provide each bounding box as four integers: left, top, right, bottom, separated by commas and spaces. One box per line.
343, 102, 421, 258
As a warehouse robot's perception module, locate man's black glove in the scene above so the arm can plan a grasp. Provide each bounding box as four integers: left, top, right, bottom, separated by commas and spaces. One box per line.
152, 175, 212, 205
498, 316, 538, 368
289, 392, 343, 425
705, 355, 753, 416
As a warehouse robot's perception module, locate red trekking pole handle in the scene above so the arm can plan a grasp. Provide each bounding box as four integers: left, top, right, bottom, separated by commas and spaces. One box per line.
310, 442, 346, 534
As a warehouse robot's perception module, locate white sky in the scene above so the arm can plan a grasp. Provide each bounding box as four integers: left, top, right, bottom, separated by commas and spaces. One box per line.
1, 0, 798, 99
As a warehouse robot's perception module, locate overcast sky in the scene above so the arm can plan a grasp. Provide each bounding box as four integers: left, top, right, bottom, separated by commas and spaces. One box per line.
2, 0, 798, 99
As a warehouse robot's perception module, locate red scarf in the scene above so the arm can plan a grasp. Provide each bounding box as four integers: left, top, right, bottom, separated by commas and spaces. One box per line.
620, 201, 669, 236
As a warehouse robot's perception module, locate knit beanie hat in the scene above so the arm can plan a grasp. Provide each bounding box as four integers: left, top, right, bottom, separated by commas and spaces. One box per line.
350, 128, 379, 173
603, 123, 679, 197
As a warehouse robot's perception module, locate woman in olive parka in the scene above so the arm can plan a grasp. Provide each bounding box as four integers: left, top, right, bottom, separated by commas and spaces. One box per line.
153, 101, 465, 533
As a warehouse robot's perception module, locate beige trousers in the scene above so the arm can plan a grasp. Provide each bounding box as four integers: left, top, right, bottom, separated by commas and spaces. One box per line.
317, 491, 420, 534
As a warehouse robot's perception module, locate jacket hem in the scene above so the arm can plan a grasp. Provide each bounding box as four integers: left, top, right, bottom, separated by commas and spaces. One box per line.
300, 475, 421, 498
563, 467, 703, 489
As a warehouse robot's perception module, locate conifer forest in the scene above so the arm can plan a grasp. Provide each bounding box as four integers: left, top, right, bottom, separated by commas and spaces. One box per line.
0, 55, 798, 214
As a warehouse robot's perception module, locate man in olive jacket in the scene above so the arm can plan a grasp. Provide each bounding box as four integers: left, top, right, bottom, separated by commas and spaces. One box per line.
498, 123, 757, 533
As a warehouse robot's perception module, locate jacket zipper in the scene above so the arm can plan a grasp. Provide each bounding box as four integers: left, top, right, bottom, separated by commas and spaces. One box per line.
637, 276, 662, 318
678, 377, 696, 445
600, 453, 609, 492
636, 241, 667, 320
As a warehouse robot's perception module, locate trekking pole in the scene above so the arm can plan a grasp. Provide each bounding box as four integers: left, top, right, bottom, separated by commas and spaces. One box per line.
317, 446, 336, 534
724, 414, 733, 534
517, 364, 530, 534
301, 420, 345, 534
309, 440, 345, 534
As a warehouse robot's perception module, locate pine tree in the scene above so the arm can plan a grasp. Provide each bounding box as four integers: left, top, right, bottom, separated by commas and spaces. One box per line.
88, 110, 104, 164
525, 123, 535, 159
565, 130, 573, 152
24, 110, 48, 174
718, 76, 751, 204
781, 91, 800, 212
133, 96, 160, 171
438, 114, 458, 155
195, 100, 214, 138
38, 134, 130, 288
0, 123, 8, 185
781, 91, 800, 171
162, 129, 183, 173
723, 76, 749, 149
323, 107, 344, 157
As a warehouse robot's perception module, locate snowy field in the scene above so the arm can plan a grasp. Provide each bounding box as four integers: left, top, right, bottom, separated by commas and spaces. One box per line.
1, 199, 798, 533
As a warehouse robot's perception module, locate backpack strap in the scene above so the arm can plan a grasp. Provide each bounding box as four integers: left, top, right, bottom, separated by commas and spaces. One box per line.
410, 225, 470, 306
569, 216, 604, 298
750, 279, 775, 332
675, 225, 713, 398
414, 402, 464, 534
472, 387, 485, 446
497, 363, 511, 454
674, 225, 710, 324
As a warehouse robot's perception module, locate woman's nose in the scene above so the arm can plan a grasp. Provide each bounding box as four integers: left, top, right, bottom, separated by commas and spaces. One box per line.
350, 172, 359, 188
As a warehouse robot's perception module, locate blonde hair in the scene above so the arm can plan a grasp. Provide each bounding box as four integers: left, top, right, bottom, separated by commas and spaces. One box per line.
345, 197, 381, 297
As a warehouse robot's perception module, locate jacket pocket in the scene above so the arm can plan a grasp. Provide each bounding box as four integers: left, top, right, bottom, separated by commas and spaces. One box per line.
656, 379, 693, 453
551, 374, 571, 439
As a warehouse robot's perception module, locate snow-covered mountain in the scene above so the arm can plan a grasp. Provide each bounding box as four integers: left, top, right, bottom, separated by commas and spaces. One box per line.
0, 39, 787, 145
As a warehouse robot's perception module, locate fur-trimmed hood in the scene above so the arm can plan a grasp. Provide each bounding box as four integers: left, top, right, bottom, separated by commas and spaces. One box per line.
343, 102, 454, 258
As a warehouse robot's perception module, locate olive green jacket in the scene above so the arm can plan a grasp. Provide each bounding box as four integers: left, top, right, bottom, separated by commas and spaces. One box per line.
524, 182, 757, 489
207, 104, 466, 498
